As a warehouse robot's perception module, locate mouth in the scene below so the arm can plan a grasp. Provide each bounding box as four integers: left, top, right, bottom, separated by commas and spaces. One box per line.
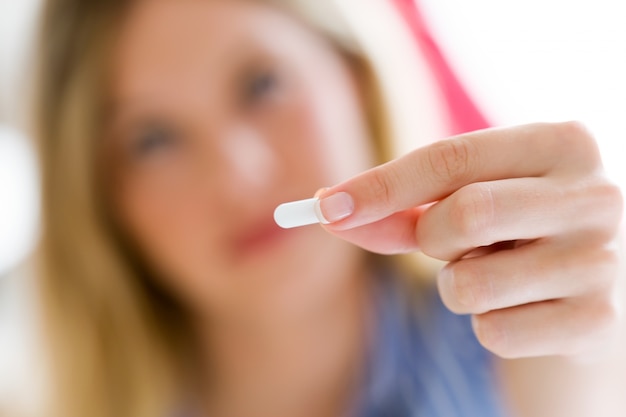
231, 217, 294, 259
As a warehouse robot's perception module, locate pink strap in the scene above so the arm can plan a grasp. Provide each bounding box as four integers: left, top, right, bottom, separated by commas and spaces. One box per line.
391, 0, 491, 134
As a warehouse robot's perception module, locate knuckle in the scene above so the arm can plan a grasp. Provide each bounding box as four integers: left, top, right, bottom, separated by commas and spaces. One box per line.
557, 120, 590, 138
449, 184, 496, 241
566, 296, 622, 357
426, 138, 476, 186
581, 297, 621, 350
367, 167, 397, 214
596, 180, 624, 223
587, 247, 621, 291
576, 179, 624, 240
472, 313, 514, 358
553, 120, 591, 144
605, 181, 624, 212
593, 296, 621, 333
551, 121, 602, 170
569, 244, 620, 292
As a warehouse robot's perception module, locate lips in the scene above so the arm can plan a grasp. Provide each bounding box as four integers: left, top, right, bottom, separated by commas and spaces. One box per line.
231, 216, 293, 258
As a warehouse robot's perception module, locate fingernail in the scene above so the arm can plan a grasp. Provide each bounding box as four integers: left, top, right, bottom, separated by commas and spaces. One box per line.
315, 192, 354, 224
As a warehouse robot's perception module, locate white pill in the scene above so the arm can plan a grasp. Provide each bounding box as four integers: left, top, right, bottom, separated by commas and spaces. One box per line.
273, 197, 327, 229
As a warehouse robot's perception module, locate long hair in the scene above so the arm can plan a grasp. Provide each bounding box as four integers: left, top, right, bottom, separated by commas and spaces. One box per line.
32, 1, 434, 416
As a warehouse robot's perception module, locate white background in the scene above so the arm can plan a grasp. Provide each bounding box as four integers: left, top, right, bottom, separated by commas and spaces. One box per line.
421, 0, 626, 184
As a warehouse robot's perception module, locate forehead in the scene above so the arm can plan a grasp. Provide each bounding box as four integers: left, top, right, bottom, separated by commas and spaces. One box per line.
111, 0, 321, 100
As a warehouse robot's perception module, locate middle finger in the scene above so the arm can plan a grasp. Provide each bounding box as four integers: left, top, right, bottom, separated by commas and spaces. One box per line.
417, 176, 609, 261
437, 238, 618, 315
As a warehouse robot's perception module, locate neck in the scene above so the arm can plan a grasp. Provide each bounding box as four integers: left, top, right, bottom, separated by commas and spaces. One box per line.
195, 259, 374, 417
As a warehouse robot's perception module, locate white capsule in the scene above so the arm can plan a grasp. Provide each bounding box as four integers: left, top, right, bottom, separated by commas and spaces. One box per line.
273, 197, 328, 229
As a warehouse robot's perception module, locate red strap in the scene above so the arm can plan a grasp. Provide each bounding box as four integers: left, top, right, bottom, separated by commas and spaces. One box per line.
391, 0, 491, 134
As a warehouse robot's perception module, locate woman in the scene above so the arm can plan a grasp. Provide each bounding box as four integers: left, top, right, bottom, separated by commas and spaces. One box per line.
33, 0, 625, 416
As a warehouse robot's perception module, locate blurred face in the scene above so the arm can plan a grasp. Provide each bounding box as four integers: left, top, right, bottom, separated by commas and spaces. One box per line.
105, 0, 375, 320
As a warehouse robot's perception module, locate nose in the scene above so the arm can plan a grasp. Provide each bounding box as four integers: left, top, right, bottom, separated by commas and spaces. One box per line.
210, 124, 279, 200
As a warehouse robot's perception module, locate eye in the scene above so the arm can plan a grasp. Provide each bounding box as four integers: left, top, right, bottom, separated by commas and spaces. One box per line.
242, 67, 280, 106
133, 124, 179, 157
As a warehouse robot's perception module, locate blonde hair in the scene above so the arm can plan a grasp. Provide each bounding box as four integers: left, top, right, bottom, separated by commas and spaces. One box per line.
33, 1, 439, 416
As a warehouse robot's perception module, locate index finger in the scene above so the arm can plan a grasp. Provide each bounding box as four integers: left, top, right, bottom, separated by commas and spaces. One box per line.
318, 122, 601, 231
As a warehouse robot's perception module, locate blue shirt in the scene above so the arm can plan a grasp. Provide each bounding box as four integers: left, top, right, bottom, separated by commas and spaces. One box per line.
172, 269, 508, 417
352, 269, 507, 417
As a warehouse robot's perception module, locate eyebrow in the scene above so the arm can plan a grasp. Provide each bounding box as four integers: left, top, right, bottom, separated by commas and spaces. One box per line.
107, 96, 164, 125
105, 39, 284, 130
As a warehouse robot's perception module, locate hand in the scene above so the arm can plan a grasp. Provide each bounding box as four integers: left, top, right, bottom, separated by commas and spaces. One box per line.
318, 122, 624, 359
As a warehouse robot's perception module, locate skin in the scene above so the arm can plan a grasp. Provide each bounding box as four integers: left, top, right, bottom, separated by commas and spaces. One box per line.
105, 0, 626, 416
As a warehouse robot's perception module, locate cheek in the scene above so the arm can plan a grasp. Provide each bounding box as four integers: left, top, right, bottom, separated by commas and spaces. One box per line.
113, 171, 228, 300
267, 79, 374, 189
